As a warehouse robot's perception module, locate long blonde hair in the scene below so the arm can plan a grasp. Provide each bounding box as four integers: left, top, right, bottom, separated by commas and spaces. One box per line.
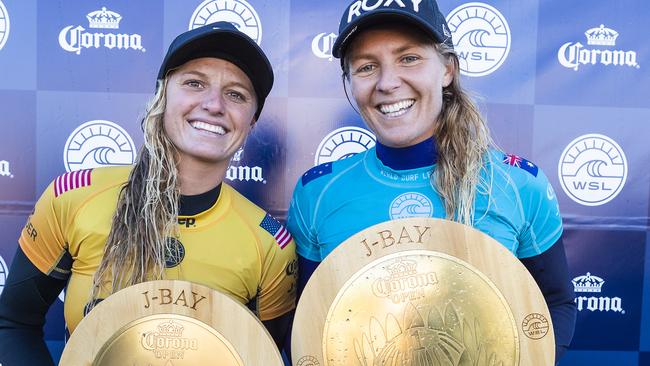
90, 78, 181, 304
343, 30, 493, 226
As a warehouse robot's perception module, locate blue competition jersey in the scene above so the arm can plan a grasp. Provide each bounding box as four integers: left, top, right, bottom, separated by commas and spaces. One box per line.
287, 147, 562, 261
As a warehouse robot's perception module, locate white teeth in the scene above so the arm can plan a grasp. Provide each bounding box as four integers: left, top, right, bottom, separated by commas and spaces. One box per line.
190, 121, 225, 135
379, 99, 415, 116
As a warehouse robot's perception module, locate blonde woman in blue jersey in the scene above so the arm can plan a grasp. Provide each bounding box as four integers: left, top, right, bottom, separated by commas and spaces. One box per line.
287, 0, 576, 363
0, 23, 296, 365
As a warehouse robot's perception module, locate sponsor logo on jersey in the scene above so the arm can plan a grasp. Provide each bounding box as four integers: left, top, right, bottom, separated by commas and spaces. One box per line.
259, 213, 292, 249
0, 255, 7, 297
58, 6, 145, 55
63, 120, 136, 172
572, 272, 625, 314
189, 0, 262, 45
446, 2, 511, 77
164, 237, 185, 268
389, 192, 433, 220
558, 134, 627, 206
315, 126, 376, 166
0, 1, 10, 51
312, 32, 337, 61
558, 24, 640, 71
0, 159, 13, 178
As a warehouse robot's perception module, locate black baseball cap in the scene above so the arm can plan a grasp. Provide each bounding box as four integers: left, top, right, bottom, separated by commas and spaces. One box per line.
158, 22, 274, 119
332, 0, 454, 63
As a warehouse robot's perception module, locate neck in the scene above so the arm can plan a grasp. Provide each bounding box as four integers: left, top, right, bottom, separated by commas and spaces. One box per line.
177, 158, 228, 195
376, 138, 437, 170
179, 183, 221, 216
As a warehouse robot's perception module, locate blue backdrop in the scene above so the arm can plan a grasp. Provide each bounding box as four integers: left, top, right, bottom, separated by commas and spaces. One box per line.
0, 0, 648, 364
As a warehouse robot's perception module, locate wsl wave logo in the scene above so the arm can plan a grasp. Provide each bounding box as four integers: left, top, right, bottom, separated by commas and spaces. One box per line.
446, 2, 511, 77
0, 255, 7, 297
558, 25, 640, 71
63, 120, 136, 172
190, 0, 262, 45
389, 192, 433, 220
558, 134, 627, 206
58, 7, 145, 55
0, 160, 13, 178
315, 126, 376, 166
0, 0, 10, 51
572, 272, 624, 314
312, 32, 337, 61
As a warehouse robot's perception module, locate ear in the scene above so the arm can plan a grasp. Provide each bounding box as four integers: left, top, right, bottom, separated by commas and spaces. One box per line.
442, 59, 454, 88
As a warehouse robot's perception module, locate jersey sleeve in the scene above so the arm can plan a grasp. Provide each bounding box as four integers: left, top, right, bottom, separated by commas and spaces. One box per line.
18, 178, 73, 280
287, 179, 322, 262
256, 215, 298, 321
516, 167, 563, 258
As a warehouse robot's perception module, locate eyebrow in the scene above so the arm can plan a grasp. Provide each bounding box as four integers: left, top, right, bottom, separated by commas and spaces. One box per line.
177, 71, 254, 93
350, 43, 421, 62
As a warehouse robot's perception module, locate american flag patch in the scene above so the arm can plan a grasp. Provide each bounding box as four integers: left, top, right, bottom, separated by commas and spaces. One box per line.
259, 214, 292, 249
54, 169, 92, 197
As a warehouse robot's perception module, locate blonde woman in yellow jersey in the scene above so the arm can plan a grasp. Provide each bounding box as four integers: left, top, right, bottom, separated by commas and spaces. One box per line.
0, 22, 296, 366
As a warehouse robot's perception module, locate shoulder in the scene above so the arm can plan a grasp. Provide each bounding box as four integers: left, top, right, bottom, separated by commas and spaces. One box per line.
296, 150, 369, 190
488, 149, 551, 187
47, 165, 132, 202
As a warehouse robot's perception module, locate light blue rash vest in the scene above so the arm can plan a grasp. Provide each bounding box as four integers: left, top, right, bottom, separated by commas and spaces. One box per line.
287, 146, 562, 262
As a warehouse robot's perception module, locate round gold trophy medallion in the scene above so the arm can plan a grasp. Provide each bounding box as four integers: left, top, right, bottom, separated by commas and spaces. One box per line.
60, 280, 283, 365
292, 218, 555, 365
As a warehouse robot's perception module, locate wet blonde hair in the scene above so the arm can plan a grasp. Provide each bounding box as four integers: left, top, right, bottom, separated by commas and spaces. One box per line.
343, 27, 493, 225
90, 78, 181, 303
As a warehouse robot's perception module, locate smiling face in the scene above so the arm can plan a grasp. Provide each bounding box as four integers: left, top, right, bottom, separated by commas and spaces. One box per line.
346, 25, 454, 148
163, 57, 257, 171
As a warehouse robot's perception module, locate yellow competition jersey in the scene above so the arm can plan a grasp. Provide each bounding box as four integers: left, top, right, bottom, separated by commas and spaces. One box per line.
19, 166, 297, 334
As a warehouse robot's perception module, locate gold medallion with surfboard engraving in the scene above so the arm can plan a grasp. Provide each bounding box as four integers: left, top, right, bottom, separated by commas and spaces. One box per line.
324, 250, 518, 365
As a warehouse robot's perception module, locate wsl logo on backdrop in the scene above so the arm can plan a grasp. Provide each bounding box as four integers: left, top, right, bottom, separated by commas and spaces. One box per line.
190, 0, 262, 45
315, 126, 376, 166
312, 32, 337, 61
64, 120, 136, 172
572, 272, 625, 314
558, 25, 640, 71
389, 192, 433, 220
558, 134, 627, 206
225, 146, 265, 183
59, 6, 145, 55
446, 2, 511, 77
0, 255, 7, 297
0, 0, 9, 51
0, 159, 13, 178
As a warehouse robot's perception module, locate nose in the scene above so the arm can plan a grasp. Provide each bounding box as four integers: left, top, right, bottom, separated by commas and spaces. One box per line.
375, 65, 401, 94
201, 89, 225, 115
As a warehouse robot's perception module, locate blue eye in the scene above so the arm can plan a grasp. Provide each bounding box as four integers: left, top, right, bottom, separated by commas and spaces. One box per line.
184, 79, 203, 88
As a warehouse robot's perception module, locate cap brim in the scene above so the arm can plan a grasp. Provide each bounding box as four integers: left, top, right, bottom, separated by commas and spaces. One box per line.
333, 10, 449, 59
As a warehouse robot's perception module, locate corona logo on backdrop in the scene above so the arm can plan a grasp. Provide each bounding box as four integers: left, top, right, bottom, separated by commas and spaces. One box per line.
572, 272, 625, 314
315, 126, 376, 166
558, 133, 627, 206
558, 24, 640, 71
225, 146, 265, 183
63, 120, 136, 172
446, 2, 511, 77
58, 6, 145, 55
0, 0, 10, 51
0, 159, 13, 178
189, 0, 262, 45
0, 255, 7, 297
312, 32, 337, 61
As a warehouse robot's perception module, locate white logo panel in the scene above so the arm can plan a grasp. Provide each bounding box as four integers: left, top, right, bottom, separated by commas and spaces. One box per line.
64, 120, 136, 172
572, 272, 624, 314
189, 0, 262, 45
311, 32, 337, 61
558, 134, 627, 206
0, 0, 10, 51
558, 24, 640, 71
0, 255, 7, 297
315, 126, 376, 166
446, 2, 511, 77
0, 159, 13, 178
389, 192, 433, 220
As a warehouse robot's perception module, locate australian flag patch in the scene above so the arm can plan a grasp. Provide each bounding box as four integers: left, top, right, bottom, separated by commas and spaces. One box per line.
301, 162, 332, 186
259, 214, 292, 249
502, 153, 538, 177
